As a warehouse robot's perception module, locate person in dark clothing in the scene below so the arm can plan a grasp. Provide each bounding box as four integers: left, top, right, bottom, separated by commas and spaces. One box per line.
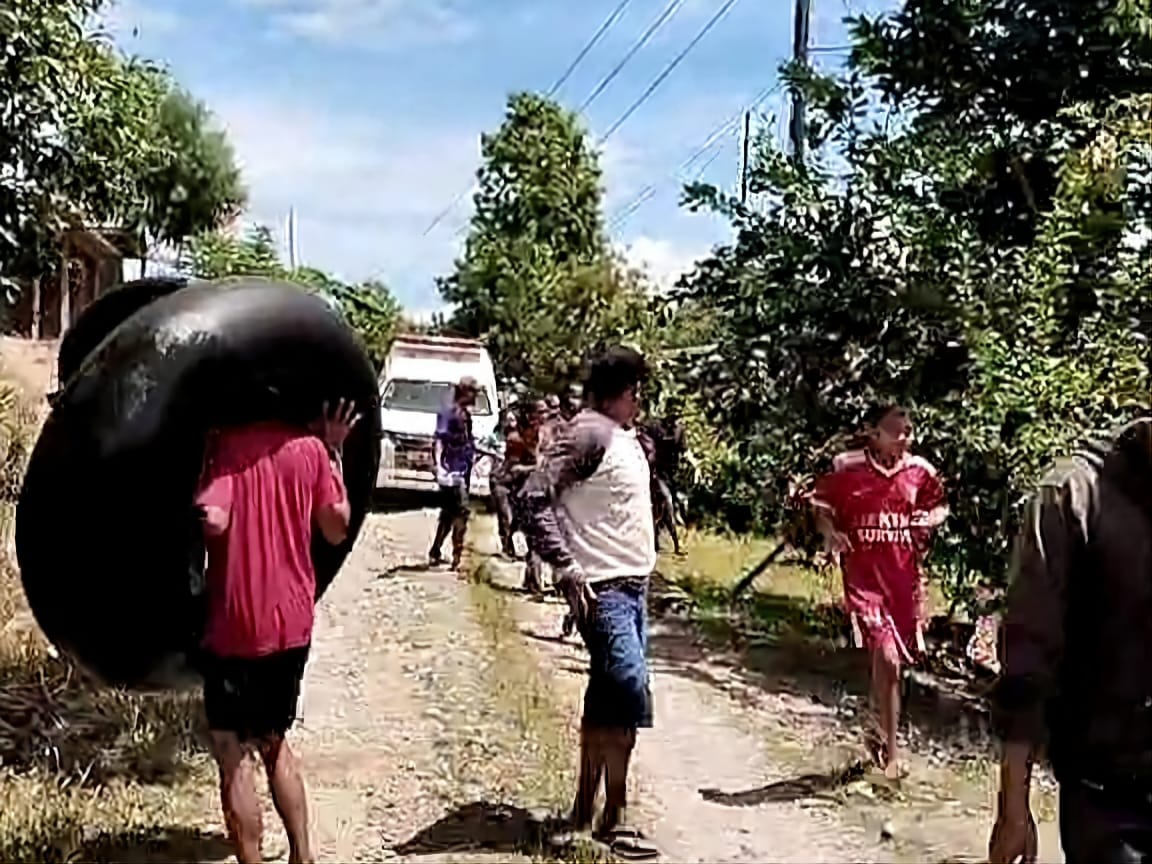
497, 400, 547, 590
654, 400, 687, 523
429, 377, 480, 570
989, 415, 1152, 864
640, 421, 681, 557
492, 410, 521, 558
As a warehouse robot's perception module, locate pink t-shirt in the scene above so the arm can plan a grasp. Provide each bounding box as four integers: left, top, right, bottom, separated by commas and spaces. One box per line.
196, 423, 344, 658
812, 449, 948, 654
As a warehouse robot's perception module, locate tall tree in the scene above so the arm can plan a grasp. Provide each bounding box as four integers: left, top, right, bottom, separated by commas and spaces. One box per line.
670, 0, 1151, 611
0, 0, 127, 285
140, 86, 246, 263
438, 92, 646, 387
0, 0, 246, 295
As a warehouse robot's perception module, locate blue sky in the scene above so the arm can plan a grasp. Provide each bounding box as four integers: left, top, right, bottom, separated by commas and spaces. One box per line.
104, 0, 894, 313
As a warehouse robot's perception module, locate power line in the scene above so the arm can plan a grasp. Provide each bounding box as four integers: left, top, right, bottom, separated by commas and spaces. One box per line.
609, 102, 750, 225
599, 0, 744, 144
606, 83, 779, 230
446, 0, 745, 240
609, 143, 725, 232
578, 0, 687, 113
548, 0, 635, 97
423, 0, 639, 237
608, 128, 731, 232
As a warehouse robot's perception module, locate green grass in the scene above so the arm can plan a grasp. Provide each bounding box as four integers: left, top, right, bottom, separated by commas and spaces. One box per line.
658, 528, 950, 644
656, 529, 844, 645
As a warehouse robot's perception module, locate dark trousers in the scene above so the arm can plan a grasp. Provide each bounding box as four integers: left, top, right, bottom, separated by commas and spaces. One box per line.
491, 480, 516, 553
651, 475, 680, 552
1061, 779, 1152, 864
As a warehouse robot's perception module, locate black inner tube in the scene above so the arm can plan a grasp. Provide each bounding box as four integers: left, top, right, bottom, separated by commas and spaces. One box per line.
16, 279, 381, 690
56, 276, 191, 389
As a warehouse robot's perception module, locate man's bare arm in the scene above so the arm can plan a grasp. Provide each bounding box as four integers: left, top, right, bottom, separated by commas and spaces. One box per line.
316, 449, 351, 545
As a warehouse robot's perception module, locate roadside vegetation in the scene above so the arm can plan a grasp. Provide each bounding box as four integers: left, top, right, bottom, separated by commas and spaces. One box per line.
0, 364, 210, 861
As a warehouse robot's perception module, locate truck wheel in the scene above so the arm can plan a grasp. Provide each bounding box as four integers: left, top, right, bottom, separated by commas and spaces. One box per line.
17, 279, 381, 690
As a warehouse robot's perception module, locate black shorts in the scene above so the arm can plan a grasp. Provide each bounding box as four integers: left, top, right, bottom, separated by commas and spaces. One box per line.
437, 481, 470, 522
201, 645, 310, 741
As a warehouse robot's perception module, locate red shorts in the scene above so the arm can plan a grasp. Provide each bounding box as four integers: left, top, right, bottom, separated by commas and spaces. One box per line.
846, 600, 924, 665
835, 551, 924, 665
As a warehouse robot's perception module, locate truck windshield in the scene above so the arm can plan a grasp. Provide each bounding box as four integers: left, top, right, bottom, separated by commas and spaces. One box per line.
382, 380, 493, 416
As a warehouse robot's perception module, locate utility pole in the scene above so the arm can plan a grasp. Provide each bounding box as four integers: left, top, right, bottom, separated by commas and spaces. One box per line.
788, 0, 812, 164
286, 207, 300, 270
739, 109, 751, 205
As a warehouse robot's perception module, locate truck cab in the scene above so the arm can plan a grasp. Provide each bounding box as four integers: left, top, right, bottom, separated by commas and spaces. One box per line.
375, 334, 501, 500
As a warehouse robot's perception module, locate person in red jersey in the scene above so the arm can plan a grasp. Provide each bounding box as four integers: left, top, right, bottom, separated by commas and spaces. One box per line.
810, 404, 948, 781
196, 399, 359, 864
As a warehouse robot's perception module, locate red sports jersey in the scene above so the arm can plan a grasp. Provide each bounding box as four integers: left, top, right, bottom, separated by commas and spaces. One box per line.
197, 422, 344, 658
811, 449, 948, 662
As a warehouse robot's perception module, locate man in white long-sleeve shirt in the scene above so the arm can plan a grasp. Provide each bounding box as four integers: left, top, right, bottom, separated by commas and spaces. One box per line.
521, 346, 659, 860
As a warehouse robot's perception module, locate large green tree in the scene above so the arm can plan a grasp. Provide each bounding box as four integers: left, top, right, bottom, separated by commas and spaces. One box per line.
0, 0, 246, 295
1, 0, 126, 284
139, 85, 246, 263
438, 91, 650, 390
670, 0, 1151, 611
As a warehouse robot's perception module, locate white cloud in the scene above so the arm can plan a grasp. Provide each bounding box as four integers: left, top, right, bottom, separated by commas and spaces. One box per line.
234, 0, 474, 47
620, 235, 711, 292
202, 90, 481, 306
100, 0, 181, 39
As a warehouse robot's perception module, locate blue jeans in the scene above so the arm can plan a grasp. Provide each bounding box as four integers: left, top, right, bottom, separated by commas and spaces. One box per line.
582, 578, 653, 729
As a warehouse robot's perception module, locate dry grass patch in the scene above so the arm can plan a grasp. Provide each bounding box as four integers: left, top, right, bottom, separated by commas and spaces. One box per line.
0, 368, 211, 863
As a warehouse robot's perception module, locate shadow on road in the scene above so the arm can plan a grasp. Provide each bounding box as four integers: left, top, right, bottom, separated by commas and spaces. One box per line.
42, 827, 233, 864
393, 800, 570, 858
699, 760, 867, 807
378, 560, 438, 578
645, 585, 997, 758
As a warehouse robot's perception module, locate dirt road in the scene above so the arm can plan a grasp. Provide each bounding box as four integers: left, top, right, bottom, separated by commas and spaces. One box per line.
281, 509, 1063, 863
0, 339, 1063, 862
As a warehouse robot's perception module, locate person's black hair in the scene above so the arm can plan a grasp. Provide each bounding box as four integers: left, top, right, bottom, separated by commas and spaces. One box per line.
861, 403, 904, 429
583, 346, 649, 405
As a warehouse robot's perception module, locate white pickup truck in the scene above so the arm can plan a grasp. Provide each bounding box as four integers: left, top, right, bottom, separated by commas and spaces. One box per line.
375, 334, 501, 500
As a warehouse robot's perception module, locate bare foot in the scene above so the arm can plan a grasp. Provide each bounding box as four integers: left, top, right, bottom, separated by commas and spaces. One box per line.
883, 759, 907, 782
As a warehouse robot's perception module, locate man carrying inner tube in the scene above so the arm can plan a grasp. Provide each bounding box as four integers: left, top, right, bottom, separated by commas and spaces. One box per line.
196, 399, 359, 864
430, 376, 482, 570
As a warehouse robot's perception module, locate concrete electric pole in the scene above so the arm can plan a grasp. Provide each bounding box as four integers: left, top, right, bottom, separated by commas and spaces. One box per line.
739, 109, 752, 204
788, 0, 813, 164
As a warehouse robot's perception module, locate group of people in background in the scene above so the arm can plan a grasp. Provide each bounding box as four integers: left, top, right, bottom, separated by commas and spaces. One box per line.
486, 383, 687, 604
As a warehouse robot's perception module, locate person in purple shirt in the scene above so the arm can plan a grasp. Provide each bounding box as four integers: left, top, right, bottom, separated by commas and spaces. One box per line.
429, 376, 480, 570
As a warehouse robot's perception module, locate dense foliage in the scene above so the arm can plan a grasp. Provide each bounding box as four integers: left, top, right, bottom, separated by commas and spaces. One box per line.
668, 0, 1152, 612
0, 0, 244, 298
186, 226, 402, 370
435, 1, 1150, 615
